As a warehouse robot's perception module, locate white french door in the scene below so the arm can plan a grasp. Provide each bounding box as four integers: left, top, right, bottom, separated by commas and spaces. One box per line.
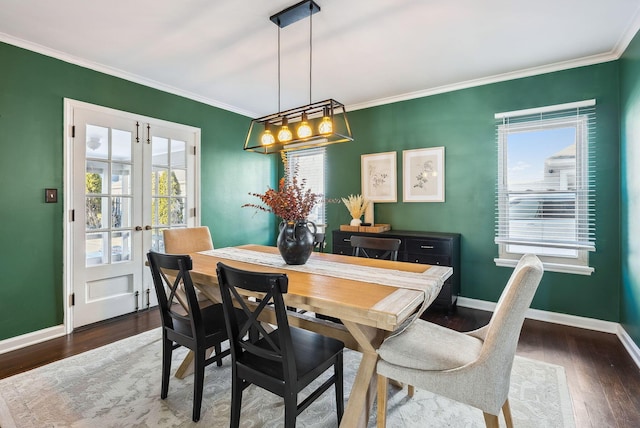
66, 100, 200, 329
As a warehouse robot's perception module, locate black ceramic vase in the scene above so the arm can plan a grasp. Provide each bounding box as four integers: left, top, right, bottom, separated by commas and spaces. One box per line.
277, 220, 316, 265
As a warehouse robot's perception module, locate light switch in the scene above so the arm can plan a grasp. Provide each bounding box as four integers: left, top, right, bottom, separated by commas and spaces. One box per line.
45, 188, 57, 203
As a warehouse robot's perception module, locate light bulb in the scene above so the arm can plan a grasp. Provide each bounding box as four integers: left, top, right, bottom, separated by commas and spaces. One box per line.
318, 108, 333, 134
277, 118, 293, 142
297, 113, 312, 138
261, 125, 275, 146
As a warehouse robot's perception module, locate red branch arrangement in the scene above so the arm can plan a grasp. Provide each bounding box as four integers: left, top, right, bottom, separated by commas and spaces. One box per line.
243, 157, 321, 222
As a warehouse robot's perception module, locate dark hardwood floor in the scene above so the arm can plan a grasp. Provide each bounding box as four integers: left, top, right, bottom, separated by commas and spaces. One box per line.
1, 306, 639, 427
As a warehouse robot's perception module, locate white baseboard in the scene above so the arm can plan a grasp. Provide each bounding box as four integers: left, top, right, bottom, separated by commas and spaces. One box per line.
457, 297, 640, 369
617, 324, 640, 369
0, 325, 66, 355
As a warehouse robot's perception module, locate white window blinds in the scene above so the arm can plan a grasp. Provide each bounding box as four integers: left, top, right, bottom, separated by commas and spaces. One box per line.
495, 100, 595, 263
286, 148, 326, 231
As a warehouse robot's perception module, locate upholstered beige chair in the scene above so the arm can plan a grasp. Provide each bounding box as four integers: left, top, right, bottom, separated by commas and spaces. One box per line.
376, 254, 544, 428
163, 226, 214, 254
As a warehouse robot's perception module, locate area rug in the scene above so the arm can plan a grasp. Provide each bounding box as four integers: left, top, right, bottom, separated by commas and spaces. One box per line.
0, 329, 575, 427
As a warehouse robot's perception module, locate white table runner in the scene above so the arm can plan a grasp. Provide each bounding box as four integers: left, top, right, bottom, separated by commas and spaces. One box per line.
200, 247, 451, 307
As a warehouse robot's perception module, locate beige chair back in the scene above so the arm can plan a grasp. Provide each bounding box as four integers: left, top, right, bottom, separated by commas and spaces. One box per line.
474, 253, 544, 409
163, 226, 213, 254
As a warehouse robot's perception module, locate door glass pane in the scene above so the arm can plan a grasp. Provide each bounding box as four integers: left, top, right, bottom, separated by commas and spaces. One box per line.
171, 169, 186, 196
86, 196, 107, 229
112, 196, 132, 228
86, 232, 107, 266
170, 197, 186, 226
153, 167, 170, 196
111, 163, 132, 195
86, 161, 107, 194
111, 231, 131, 263
152, 137, 169, 166
112, 129, 132, 161
171, 139, 186, 168
86, 125, 108, 159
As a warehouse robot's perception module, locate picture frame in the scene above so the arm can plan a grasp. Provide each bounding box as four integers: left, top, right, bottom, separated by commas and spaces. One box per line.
403, 147, 445, 202
361, 151, 397, 202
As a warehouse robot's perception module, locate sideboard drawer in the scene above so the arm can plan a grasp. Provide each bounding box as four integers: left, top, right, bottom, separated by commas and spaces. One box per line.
406, 253, 451, 266
406, 238, 451, 256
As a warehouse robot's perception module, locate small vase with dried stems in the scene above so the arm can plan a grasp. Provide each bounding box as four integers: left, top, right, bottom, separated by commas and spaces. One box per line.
342, 194, 368, 227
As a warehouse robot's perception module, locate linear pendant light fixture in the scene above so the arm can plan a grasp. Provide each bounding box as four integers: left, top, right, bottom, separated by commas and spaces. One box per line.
244, 0, 353, 154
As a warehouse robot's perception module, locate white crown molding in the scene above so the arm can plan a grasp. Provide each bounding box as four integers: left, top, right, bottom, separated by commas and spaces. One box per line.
458, 296, 640, 370
0, 325, 65, 355
348, 12, 640, 113
346, 52, 618, 112
0, 32, 255, 118
611, 4, 640, 58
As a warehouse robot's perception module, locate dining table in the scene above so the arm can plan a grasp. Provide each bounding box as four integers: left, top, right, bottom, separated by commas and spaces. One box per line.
180, 244, 452, 428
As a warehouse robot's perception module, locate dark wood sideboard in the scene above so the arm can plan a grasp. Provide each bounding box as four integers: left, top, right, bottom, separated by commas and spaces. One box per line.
331, 229, 461, 311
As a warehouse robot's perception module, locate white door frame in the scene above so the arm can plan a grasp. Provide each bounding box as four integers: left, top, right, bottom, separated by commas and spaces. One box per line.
63, 99, 201, 333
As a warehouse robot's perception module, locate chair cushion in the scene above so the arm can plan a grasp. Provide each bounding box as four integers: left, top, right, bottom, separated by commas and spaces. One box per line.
377, 319, 483, 371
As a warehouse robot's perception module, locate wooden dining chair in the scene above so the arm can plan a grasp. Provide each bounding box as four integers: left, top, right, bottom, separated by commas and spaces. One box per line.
163, 226, 214, 254
216, 262, 345, 428
376, 254, 544, 428
350, 235, 402, 261
313, 232, 326, 252
147, 251, 244, 422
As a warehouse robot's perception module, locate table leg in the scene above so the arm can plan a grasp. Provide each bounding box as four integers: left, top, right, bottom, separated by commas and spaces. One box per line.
340, 320, 386, 428
174, 348, 213, 379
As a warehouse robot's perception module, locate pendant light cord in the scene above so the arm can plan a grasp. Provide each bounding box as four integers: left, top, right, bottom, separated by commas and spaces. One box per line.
278, 25, 281, 114
309, 2, 313, 105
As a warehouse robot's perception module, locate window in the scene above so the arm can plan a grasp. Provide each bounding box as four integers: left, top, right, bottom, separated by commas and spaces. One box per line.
286, 148, 326, 231
494, 100, 595, 275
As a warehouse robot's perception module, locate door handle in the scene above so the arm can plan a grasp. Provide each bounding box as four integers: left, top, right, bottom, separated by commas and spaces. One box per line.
144, 225, 152, 230
135, 226, 143, 231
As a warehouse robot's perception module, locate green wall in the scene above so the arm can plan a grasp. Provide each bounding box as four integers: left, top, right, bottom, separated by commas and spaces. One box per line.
620, 31, 640, 346
0, 37, 632, 344
0, 42, 276, 341
325, 62, 621, 322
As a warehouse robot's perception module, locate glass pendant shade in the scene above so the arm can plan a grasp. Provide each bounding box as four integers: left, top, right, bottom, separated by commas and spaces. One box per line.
297, 113, 313, 138
277, 118, 293, 142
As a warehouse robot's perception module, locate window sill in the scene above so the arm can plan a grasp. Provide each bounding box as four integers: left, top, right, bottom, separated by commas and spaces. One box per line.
494, 258, 594, 275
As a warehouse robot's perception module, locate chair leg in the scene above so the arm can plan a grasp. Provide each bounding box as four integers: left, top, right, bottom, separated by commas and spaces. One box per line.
377, 374, 388, 428
335, 352, 344, 423
502, 399, 514, 428
482, 412, 500, 428
407, 384, 415, 397
214, 343, 223, 366
230, 373, 243, 428
161, 337, 173, 399
284, 388, 297, 428
192, 348, 206, 422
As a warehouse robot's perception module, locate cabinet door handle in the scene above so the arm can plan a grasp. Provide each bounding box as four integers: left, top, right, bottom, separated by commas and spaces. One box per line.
421, 245, 434, 249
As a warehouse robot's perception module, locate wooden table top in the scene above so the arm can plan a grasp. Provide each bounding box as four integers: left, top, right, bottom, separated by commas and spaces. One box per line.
188, 244, 450, 332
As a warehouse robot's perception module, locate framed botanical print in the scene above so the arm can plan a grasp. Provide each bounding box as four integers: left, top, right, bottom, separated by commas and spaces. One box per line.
403, 147, 445, 202
361, 151, 397, 202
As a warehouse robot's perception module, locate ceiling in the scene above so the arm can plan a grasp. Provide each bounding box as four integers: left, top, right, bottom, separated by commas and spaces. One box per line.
2, 0, 640, 118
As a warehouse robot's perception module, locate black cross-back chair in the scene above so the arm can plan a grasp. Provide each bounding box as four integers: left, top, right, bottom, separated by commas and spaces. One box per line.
216, 262, 345, 428
350, 235, 402, 261
313, 232, 326, 252
147, 251, 238, 422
